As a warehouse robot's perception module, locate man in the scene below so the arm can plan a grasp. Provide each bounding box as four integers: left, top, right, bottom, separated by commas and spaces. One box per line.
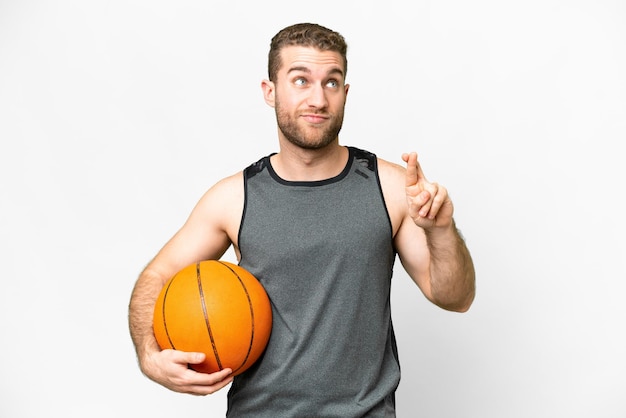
129, 22, 475, 417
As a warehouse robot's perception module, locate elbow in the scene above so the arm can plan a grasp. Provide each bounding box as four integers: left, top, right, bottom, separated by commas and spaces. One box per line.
437, 295, 474, 313
432, 284, 475, 313
455, 287, 475, 312
451, 293, 474, 313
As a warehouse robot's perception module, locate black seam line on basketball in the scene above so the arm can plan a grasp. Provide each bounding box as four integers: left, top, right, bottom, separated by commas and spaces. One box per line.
162, 277, 177, 350
197, 263, 222, 370
218, 261, 255, 374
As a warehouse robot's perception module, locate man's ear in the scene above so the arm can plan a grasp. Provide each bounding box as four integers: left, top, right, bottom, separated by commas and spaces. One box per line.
261, 79, 275, 107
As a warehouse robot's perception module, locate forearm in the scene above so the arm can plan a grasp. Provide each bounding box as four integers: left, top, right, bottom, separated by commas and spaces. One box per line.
425, 220, 475, 312
128, 268, 165, 367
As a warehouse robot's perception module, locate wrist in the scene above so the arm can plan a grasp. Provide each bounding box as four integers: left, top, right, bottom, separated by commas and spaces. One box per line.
424, 219, 463, 249
424, 218, 455, 236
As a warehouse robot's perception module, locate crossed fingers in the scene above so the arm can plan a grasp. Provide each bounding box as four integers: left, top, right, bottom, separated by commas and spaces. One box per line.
402, 152, 451, 227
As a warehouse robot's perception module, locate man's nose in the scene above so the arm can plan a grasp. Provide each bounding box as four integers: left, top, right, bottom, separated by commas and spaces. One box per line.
306, 83, 328, 109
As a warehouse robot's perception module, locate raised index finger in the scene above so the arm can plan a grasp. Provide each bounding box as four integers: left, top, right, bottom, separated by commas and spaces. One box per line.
403, 152, 419, 187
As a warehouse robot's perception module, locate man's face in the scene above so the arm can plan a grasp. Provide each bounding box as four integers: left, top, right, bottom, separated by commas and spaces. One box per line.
264, 46, 349, 150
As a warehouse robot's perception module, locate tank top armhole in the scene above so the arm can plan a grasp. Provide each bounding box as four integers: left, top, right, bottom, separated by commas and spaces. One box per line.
238, 155, 273, 257
351, 147, 395, 243
374, 158, 395, 245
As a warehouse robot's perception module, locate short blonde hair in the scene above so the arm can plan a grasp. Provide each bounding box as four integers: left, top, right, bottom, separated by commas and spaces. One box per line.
267, 23, 348, 82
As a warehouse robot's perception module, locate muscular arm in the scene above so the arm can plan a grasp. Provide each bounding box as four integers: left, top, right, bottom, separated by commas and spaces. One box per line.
395, 216, 475, 312
380, 155, 475, 312
128, 172, 244, 394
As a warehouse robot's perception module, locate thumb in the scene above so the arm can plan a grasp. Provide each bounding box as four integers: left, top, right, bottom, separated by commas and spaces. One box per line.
186, 352, 206, 364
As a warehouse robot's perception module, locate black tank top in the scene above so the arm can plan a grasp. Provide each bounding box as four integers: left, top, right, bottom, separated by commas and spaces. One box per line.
228, 147, 400, 417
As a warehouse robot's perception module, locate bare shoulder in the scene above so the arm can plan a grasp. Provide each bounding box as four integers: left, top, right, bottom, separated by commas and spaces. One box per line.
186, 170, 245, 246
376, 157, 408, 235
377, 157, 406, 183
196, 170, 245, 222
147, 171, 246, 273
207, 170, 245, 201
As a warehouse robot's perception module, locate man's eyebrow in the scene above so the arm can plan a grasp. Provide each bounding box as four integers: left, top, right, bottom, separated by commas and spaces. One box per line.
287, 66, 345, 78
287, 66, 311, 74
327, 67, 345, 78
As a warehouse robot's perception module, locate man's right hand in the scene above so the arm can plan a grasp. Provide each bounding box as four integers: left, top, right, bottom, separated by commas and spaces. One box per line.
141, 349, 233, 396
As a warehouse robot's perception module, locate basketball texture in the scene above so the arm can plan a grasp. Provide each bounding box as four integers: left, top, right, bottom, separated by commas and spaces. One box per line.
153, 260, 272, 376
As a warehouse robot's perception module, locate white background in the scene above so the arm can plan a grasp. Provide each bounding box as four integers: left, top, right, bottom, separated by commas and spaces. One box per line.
1, 1, 625, 417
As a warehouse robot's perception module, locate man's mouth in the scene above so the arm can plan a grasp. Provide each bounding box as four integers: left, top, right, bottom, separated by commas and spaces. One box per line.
301, 113, 329, 124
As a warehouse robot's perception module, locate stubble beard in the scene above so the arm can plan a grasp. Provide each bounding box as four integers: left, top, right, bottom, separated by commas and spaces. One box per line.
274, 98, 345, 150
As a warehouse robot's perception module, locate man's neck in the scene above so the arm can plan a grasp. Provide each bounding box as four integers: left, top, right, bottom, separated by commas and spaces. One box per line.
270, 141, 349, 182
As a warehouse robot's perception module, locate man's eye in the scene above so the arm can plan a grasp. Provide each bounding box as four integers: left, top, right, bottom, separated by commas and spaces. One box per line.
326, 79, 339, 88
294, 78, 306, 86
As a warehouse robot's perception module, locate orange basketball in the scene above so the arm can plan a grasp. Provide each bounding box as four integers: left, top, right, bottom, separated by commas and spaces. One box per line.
153, 260, 272, 376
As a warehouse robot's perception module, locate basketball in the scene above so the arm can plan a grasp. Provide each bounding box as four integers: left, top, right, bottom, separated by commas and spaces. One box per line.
153, 260, 272, 376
